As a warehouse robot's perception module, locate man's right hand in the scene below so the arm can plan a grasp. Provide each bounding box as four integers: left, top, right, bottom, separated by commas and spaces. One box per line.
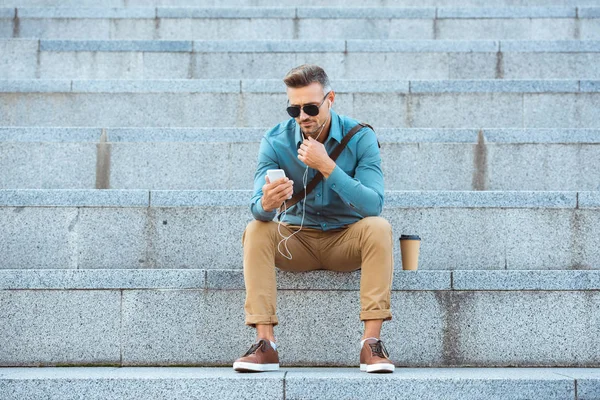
261, 176, 294, 212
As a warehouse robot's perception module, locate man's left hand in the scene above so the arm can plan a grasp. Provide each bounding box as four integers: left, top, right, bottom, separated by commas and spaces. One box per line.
298, 137, 336, 178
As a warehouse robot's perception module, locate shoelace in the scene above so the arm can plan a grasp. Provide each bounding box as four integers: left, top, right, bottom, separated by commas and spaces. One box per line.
368, 340, 390, 359
243, 340, 265, 357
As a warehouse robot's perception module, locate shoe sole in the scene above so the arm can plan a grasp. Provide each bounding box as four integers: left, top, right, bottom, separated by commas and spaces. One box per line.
233, 362, 280, 372
360, 363, 395, 373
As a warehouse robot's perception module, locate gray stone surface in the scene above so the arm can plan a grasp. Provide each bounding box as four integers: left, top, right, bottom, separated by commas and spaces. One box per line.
0, 40, 37, 80
385, 191, 576, 208
2, 86, 598, 128
285, 368, 575, 400
447, 53, 497, 79
385, 208, 507, 270
579, 7, 600, 18
17, 6, 156, 18
382, 143, 474, 190
139, 52, 191, 79
121, 289, 254, 365
553, 368, 600, 400
529, 18, 579, 41
410, 80, 579, 93
193, 53, 338, 80
0, 207, 77, 269
148, 206, 252, 269
150, 190, 249, 207
581, 80, 600, 92
1, 191, 598, 270
0, 93, 242, 127
154, 18, 295, 41
3, 367, 598, 400
438, 19, 577, 41
580, 192, 600, 208
120, 289, 446, 367
75, 207, 149, 269
0, 79, 70, 93
502, 53, 600, 80
110, 143, 233, 190
296, 7, 435, 18
0, 189, 149, 206
485, 143, 600, 191
157, 6, 295, 18
7, 141, 600, 191
437, 6, 576, 18
2, 287, 600, 366
27, 50, 600, 81
0, 127, 101, 142
0, 290, 121, 365
0, 142, 97, 189
106, 127, 265, 142
451, 291, 600, 366
7, 127, 597, 144
345, 52, 449, 79
2, 0, 599, 5
453, 270, 600, 290
482, 128, 600, 143
0, 269, 206, 289
408, 93, 523, 128
524, 93, 600, 128
39, 51, 146, 80
206, 269, 450, 290
347, 39, 499, 52
71, 79, 240, 93
0, 7, 14, 18
11, 19, 111, 40
501, 40, 600, 52
41, 39, 192, 52
192, 40, 344, 53
0, 367, 285, 400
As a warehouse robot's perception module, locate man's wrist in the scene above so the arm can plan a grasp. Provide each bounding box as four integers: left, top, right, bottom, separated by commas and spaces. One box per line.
260, 197, 275, 214
321, 159, 337, 179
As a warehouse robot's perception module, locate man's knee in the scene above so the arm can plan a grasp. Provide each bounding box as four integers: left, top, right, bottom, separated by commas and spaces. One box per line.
360, 217, 392, 238
242, 220, 277, 245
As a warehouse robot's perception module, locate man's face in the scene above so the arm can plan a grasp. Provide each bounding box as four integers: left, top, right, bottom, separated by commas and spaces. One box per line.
286, 82, 334, 136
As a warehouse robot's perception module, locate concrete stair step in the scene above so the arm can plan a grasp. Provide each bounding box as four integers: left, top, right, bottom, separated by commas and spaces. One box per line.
1, 0, 598, 7
0, 189, 598, 270
1, 269, 599, 367
1, 79, 599, 128
1, 367, 599, 400
2, 127, 600, 191
4, 39, 600, 80
1, 7, 598, 40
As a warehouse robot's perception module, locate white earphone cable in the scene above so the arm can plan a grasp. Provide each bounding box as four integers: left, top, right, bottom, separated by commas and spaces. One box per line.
275, 113, 330, 260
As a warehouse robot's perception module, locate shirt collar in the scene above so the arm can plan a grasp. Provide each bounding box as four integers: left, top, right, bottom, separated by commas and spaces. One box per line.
294, 109, 340, 148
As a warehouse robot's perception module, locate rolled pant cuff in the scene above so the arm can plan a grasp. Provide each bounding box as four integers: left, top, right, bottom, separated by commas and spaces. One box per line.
360, 310, 392, 322
245, 314, 279, 328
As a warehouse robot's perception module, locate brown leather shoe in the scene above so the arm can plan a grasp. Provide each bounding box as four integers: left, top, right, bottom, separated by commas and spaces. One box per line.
360, 338, 395, 373
233, 339, 280, 372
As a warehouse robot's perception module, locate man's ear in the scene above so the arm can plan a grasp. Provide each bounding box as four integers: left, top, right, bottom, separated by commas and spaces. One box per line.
328, 91, 335, 109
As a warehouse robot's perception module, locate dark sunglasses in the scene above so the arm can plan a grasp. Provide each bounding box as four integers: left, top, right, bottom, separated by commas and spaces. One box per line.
286, 91, 331, 118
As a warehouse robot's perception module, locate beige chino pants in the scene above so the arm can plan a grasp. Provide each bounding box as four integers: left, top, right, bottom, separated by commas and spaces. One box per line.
241, 216, 394, 327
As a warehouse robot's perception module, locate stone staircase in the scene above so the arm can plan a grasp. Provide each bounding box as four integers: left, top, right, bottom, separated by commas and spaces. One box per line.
1, 1, 600, 399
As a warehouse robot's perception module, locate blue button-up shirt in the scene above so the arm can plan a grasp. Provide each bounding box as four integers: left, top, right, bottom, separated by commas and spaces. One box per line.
250, 109, 384, 231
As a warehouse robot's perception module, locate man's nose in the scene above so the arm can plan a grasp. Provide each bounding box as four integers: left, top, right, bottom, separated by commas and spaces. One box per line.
299, 108, 312, 120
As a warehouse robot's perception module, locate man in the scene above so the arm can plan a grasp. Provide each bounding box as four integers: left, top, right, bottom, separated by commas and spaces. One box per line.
233, 64, 394, 374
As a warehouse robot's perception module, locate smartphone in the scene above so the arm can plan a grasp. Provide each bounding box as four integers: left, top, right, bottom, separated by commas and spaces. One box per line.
267, 169, 286, 183
267, 169, 292, 199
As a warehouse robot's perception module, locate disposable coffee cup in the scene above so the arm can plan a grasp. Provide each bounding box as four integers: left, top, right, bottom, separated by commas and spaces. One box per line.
400, 235, 421, 270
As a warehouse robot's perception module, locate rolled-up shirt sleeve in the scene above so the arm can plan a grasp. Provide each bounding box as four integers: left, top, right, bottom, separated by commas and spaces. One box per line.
324, 127, 384, 217
250, 135, 279, 221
